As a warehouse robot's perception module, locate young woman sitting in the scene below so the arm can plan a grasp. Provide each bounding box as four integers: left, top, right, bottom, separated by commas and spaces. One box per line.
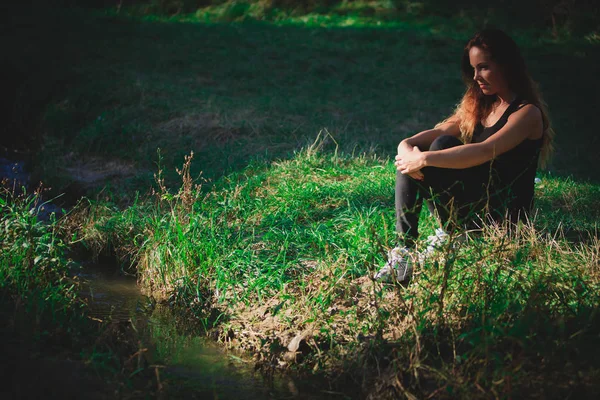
375, 29, 554, 282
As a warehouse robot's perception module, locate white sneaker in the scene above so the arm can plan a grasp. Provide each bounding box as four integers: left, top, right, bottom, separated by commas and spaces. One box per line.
422, 228, 449, 258
419, 228, 470, 263
374, 247, 416, 283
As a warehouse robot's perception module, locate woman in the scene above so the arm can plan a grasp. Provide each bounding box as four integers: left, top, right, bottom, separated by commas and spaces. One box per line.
375, 28, 554, 282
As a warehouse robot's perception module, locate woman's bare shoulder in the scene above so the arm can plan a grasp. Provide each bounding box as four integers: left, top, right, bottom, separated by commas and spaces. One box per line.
509, 103, 543, 139
435, 116, 461, 136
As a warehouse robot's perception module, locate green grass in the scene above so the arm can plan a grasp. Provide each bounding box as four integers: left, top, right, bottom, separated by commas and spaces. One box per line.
68, 143, 600, 397
0, 188, 82, 333
3, 4, 600, 398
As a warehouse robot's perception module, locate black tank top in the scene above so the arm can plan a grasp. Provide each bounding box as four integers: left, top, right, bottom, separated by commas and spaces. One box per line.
471, 97, 543, 221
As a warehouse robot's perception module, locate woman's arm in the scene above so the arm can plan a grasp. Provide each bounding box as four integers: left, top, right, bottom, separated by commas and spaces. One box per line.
396, 105, 542, 173
396, 118, 461, 180
398, 119, 461, 153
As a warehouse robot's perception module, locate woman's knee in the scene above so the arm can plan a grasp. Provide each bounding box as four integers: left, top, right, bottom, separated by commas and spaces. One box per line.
430, 135, 462, 151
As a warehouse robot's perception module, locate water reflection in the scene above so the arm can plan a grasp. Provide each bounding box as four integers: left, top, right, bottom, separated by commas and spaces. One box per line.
77, 262, 149, 322
78, 262, 353, 399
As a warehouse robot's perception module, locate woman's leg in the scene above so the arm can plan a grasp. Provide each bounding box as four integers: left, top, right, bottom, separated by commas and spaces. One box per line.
395, 169, 428, 247
395, 138, 462, 246
419, 135, 491, 233
394, 138, 461, 246
386, 136, 490, 282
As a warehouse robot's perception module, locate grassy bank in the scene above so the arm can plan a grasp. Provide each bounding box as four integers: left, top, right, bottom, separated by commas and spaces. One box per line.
3, 4, 600, 398
0, 188, 168, 398
0, 188, 100, 397
68, 143, 600, 397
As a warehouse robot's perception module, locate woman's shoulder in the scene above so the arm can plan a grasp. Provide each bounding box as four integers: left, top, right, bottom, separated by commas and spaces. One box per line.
509, 102, 543, 139
511, 102, 542, 121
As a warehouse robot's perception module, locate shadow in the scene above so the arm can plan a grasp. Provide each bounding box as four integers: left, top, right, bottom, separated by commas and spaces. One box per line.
386, 303, 600, 398
3, 4, 599, 200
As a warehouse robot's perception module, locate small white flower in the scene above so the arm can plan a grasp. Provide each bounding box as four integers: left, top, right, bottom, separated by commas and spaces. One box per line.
534, 177, 542, 185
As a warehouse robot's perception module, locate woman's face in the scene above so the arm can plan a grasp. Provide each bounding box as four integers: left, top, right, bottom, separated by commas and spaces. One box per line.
468, 46, 508, 96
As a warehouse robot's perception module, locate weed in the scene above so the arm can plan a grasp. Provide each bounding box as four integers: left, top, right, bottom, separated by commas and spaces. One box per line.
0, 186, 82, 330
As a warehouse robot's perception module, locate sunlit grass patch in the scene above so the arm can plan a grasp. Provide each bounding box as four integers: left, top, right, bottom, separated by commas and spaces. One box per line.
134, 140, 395, 297
64, 138, 600, 396
70, 140, 600, 302
215, 204, 600, 397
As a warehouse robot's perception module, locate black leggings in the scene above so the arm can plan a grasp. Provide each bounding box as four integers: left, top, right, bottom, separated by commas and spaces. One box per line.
395, 135, 495, 246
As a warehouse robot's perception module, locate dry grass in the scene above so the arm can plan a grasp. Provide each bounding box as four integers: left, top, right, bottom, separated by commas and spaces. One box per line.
209, 217, 600, 398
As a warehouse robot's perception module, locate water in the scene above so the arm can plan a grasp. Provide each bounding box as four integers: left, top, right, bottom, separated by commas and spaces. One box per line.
77, 263, 149, 321
0, 156, 64, 220
77, 262, 354, 400
0, 157, 29, 189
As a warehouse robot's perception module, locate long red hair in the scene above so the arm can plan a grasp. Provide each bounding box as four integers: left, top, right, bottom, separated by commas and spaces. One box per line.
445, 29, 554, 167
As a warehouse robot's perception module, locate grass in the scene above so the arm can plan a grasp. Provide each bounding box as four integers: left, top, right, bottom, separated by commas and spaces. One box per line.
0, 187, 82, 333
0, 186, 167, 397
66, 142, 600, 397
3, 3, 600, 398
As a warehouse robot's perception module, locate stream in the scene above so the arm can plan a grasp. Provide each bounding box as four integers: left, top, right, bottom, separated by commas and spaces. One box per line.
78, 262, 353, 400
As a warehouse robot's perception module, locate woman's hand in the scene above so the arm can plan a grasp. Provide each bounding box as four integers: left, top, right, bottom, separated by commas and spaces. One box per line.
396, 141, 425, 180
395, 146, 426, 180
